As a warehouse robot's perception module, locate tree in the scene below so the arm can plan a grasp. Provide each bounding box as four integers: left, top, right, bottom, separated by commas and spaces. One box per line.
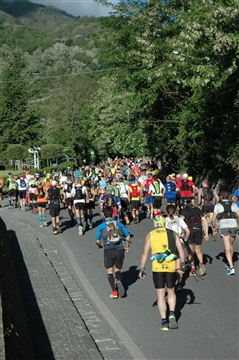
0, 49, 41, 153
40, 144, 64, 163
5, 144, 28, 170
95, 0, 239, 182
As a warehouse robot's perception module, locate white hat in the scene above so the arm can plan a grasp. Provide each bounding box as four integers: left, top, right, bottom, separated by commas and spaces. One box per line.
51, 180, 56, 187
182, 173, 188, 178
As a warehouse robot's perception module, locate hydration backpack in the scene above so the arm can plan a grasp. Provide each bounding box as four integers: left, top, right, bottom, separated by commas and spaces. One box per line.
181, 179, 191, 191
168, 181, 176, 192
217, 201, 237, 220
30, 180, 36, 188
48, 187, 60, 204
65, 182, 73, 194
20, 178, 26, 188
75, 186, 84, 200
183, 206, 202, 226
106, 221, 121, 245
37, 186, 45, 198
202, 187, 214, 204
130, 184, 140, 197
104, 194, 116, 207
152, 181, 161, 195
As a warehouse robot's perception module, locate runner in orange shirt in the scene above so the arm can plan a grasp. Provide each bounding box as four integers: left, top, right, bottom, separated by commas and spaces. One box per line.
34, 180, 48, 227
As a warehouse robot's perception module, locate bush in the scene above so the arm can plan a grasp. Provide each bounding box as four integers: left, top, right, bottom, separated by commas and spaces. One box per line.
4, 164, 14, 171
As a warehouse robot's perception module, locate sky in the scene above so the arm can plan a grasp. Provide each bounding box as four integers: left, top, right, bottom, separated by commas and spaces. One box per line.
30, 1, 119, 17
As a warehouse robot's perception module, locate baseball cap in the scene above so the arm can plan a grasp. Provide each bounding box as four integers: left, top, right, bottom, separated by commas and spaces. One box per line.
51, 180, 56, 187
182, 173, 188, 179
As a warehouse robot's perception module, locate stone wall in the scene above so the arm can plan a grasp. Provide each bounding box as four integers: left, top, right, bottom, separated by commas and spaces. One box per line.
0, 217, 34, 360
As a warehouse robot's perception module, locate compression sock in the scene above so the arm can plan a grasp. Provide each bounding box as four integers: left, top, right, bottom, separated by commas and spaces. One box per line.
115, 271, 122, 282
76, 217, 81, 225
89, 214, 93, 224
42, 214, 46, 223
107, 274, 115, 291
38, 215, 43, 224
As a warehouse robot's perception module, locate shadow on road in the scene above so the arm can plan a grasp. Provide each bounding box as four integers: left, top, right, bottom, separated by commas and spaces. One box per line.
215, 251, 239, 265
121, 265, 139, 297
8, 230, 55, 360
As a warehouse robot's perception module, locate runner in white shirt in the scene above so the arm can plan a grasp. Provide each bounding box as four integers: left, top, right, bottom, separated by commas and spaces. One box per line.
165, 204, 190, 292
71, 178, 88, 236
16, 176, 28, 211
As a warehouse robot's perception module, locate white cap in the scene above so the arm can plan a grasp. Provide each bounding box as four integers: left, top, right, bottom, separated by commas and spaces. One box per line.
182, 173, 188, 178
51, 180, 56, 187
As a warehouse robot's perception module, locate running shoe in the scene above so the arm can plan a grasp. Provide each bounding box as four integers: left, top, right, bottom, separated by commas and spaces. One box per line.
110, 290, 118, 299
78, 225, 83, 236
43, 221, 47, 227
39, 223, 44, 227
117, 280, 125, 298
199, 264, 206, 276
161, 322, 169, 331
53, 228, 58, 235
224, 263, 229, 270
189, 268, 196, 276
56, 226, 62, 233
89, 223, 93, 229
169, 315, 178, 329
226, 268, 235, 275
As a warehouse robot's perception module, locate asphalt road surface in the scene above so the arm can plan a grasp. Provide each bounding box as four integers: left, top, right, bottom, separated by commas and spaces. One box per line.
1, 198, 238, 360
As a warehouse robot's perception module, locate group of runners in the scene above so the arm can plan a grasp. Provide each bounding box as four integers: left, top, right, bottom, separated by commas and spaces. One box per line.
1, 157, 239, 331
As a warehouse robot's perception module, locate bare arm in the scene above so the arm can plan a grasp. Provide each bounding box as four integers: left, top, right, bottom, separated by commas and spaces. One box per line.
175, 233, 185, 264
139, 232, 151, 279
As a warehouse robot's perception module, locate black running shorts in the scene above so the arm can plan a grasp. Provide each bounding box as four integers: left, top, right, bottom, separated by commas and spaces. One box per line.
104, 249, 125, 269
153, 272, 177, 289
130, 200, 140, 211
153, 196, 162, 209
187, 230, 202, 245
49, 204, 60, 217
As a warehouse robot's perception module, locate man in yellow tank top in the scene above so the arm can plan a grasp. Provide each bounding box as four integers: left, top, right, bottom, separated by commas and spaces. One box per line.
139, 218, 185, 331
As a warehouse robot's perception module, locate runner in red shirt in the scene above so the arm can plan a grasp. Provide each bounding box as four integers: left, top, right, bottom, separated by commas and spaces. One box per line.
177, 173, 195, 208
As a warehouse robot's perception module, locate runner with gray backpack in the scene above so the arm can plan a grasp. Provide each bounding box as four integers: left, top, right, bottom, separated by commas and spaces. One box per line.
198, 179, 219, 240
95, 207, 131, 299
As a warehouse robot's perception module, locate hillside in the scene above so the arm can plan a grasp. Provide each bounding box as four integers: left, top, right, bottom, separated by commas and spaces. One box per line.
0, 0, 74, 31
0, 0, 105, 161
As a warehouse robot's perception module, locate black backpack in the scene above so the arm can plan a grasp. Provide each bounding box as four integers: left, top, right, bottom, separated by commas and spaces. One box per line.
181, 179, 191, 191
37, 186, 45, 198
65, 182, 73, 194
202, 187, 214, 204
75, 186, 84, 200
217, 201, 237, 220
48, 187, 60, 203
183, 206, 202, 226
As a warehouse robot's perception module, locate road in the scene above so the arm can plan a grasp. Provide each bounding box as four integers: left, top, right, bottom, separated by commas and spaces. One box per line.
1, 198, 238, 360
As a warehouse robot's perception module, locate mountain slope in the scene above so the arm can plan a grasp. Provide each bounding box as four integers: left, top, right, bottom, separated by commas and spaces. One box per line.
0, 1, 74, 31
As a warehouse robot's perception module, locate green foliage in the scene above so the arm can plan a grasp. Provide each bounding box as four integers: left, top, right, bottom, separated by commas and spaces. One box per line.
94, 0, 239, 181
5, 144, 28, 160
40, 144, 64, 160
